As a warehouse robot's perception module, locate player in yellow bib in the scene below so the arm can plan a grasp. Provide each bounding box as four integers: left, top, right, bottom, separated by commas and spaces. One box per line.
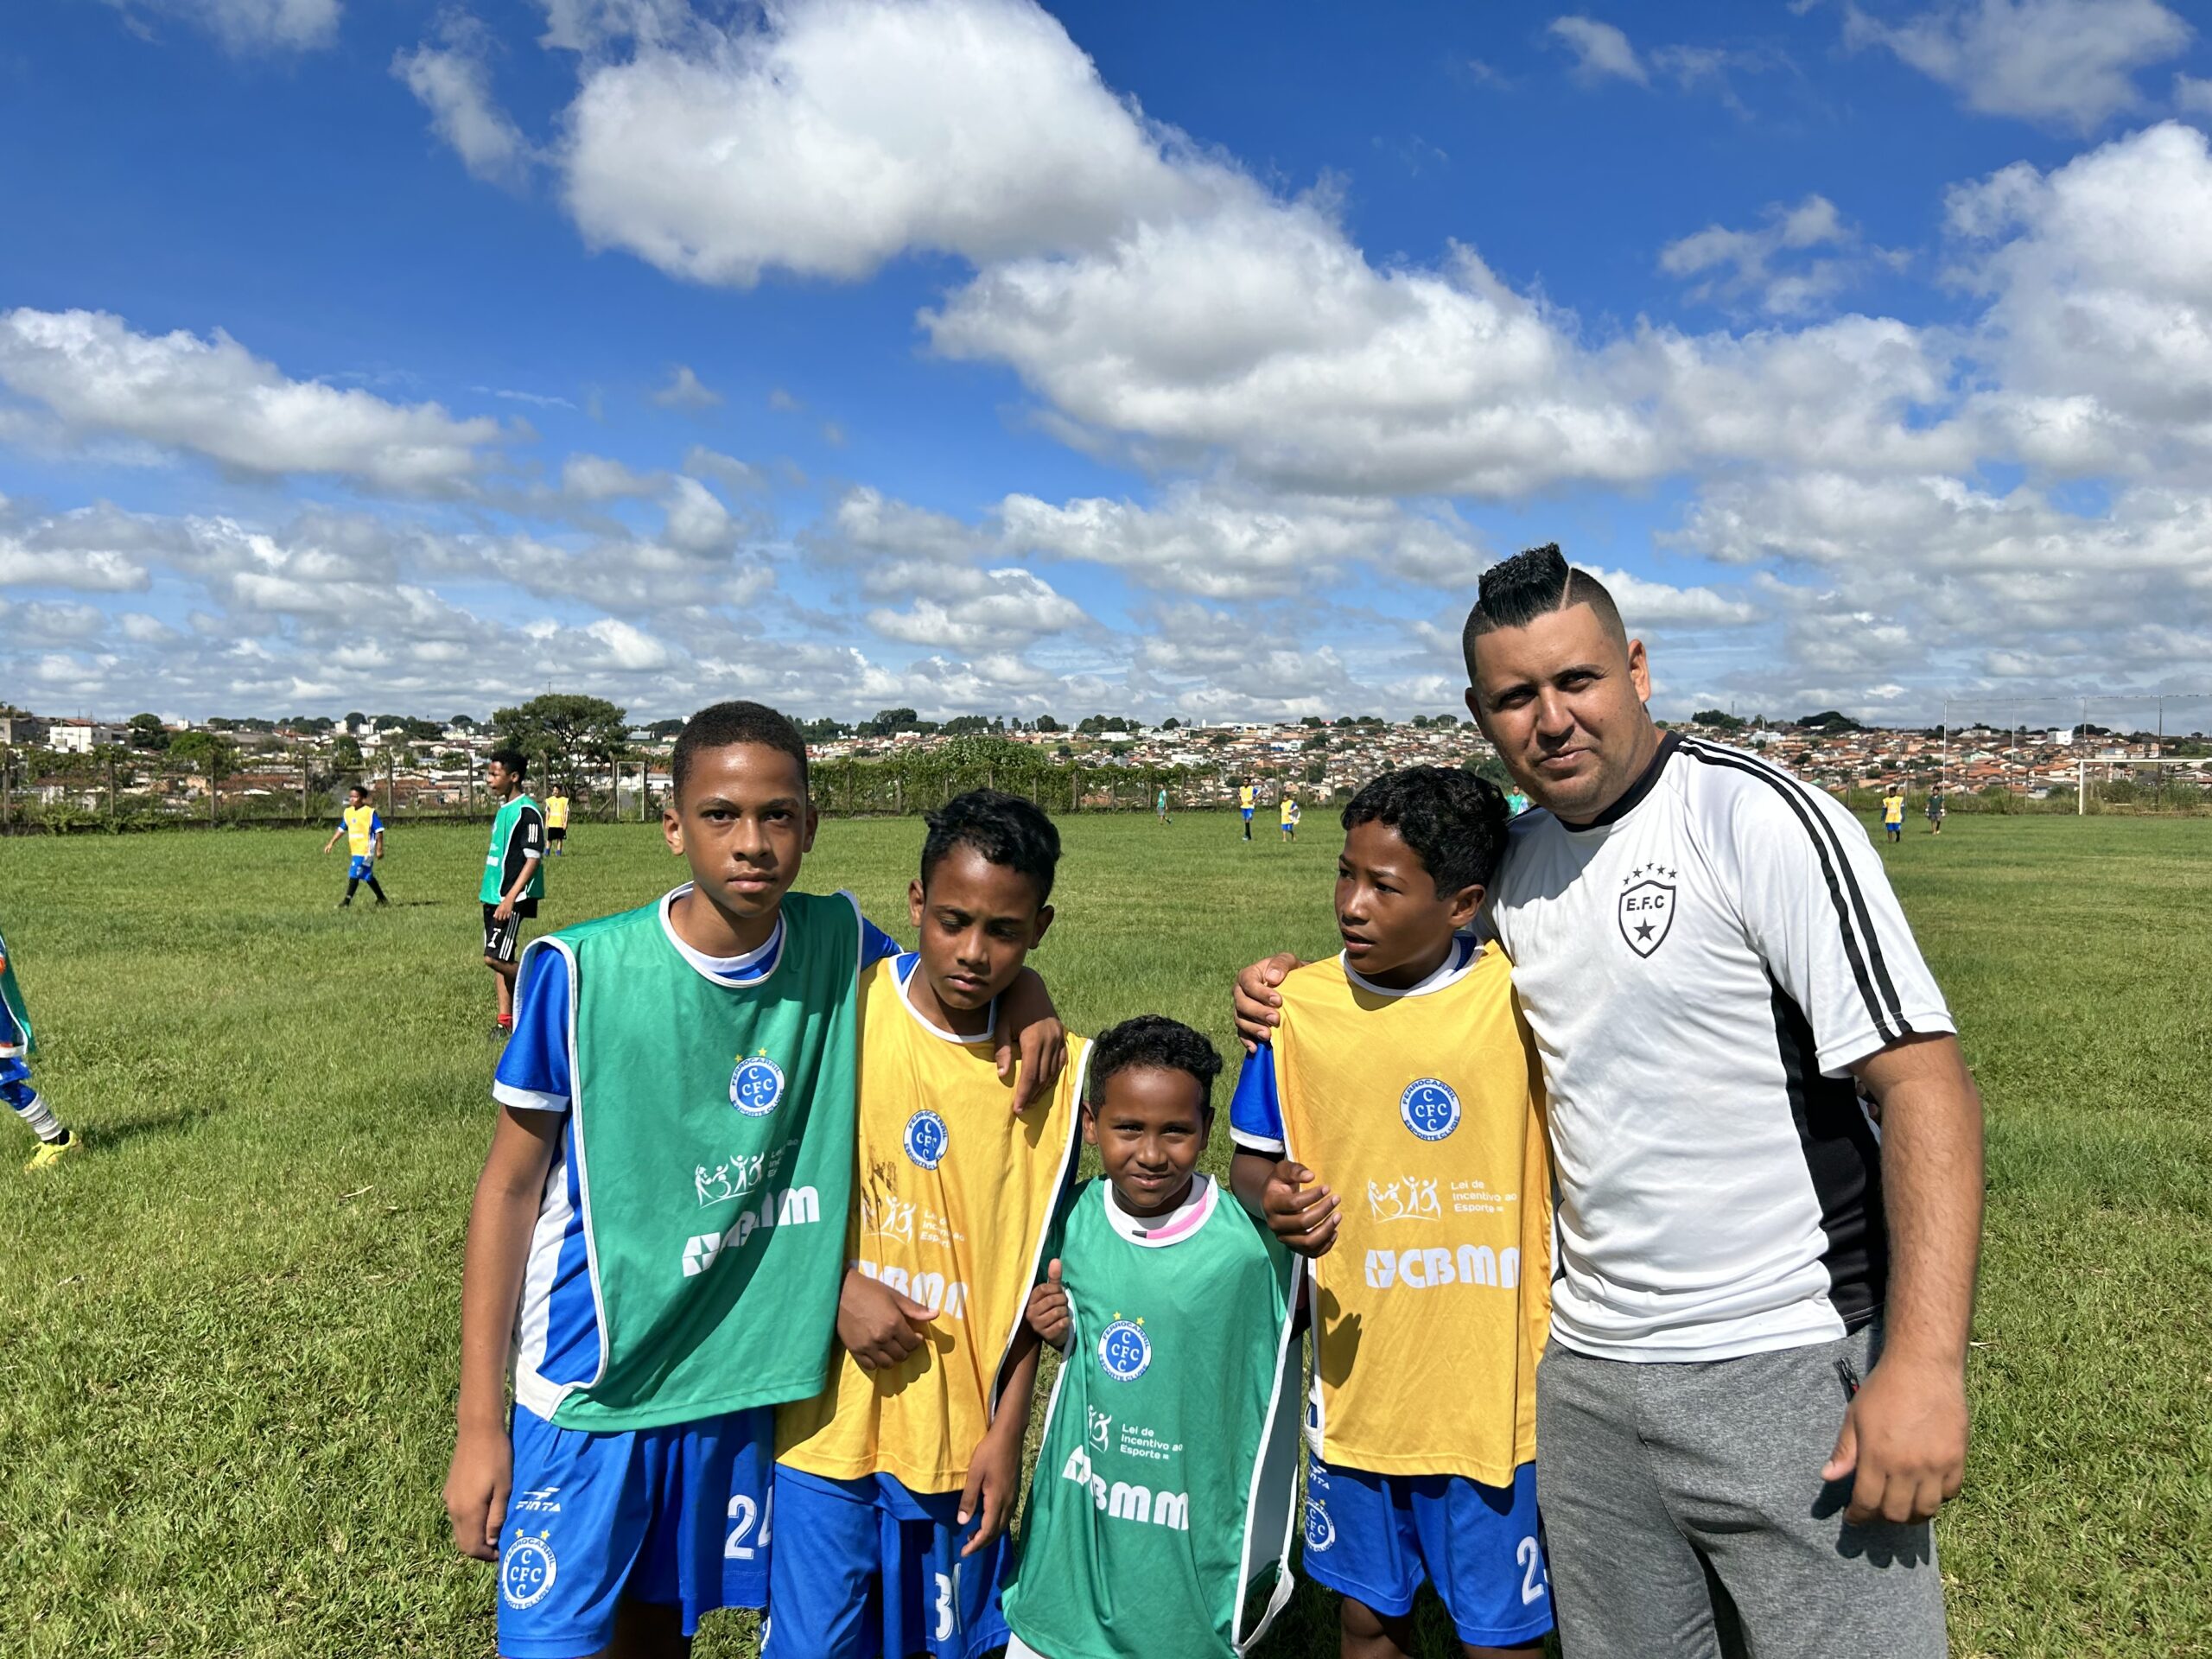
1880, 786, 1905, 845
320, 784, 389, 906
545, 791, 571, 855
1238, 782, 1256, 841
1229, 766, 1553, 1657
772, 790, 1084, 1659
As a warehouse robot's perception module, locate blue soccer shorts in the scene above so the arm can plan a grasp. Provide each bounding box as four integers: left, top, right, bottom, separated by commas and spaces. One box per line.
763, 1465, 1014, 1659
1300, 1454, 1554, 1648
348, 855, 376, 878
496, 1402, 772, 1659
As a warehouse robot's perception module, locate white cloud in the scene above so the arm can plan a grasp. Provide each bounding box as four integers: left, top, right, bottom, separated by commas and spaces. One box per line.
560, 451, 659, 499
684, 446, 765, 494
105, 0, 341, 53
2178, 73, 2212, 116
1944, 122, 2212, 474
394, 19, 536, 188
557, 0, 1224, 285
1660, 194, 1878, 315
652, 364, 722, 410
1548, 16, 1648, 86
0, 309, 506, 493
660, 475, 743, 556
866, 568, 1085, 652
1845, 0, 2192, 131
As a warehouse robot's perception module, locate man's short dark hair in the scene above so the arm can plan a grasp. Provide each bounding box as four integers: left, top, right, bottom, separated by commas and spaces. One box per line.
672, 700, 809, 800
487, 747, 527, 779
1341, 765, 1508, 897
1085, 1015, 1223, 1119
1461, 543, 1627, 680
921, 789, 1061, 903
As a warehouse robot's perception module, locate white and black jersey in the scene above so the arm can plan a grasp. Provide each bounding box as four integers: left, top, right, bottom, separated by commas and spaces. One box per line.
1489, 734, 1955, 1363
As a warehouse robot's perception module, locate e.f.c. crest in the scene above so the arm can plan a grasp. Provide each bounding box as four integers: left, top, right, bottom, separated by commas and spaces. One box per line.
1618, 866, 1678, 958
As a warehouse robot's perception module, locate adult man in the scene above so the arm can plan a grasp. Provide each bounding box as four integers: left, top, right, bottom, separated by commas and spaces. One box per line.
480, 748, 545, 1039
1237, 544, 1983, 1659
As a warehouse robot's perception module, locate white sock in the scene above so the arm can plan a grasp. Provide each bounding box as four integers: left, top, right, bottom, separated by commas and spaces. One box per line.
11, 1090, 66, 1143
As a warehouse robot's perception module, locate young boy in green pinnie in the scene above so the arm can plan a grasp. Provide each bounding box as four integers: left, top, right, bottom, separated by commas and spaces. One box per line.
1003, 1016, 1305, 1659
443, 701, 1065, 1659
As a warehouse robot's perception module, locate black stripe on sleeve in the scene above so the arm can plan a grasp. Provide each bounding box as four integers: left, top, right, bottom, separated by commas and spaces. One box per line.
1676, 740, 1899, 1046
1681, 739, 1915, 1034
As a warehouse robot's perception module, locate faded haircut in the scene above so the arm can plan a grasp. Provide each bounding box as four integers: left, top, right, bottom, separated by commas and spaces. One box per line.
1461, 543, 1628, 681
671, 700, 809, 800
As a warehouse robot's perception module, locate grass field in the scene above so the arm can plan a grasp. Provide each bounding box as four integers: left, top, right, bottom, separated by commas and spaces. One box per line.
1, 810, 2207, 1657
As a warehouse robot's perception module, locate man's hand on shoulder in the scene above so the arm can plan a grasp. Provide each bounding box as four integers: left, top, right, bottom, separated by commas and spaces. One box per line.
1232, 953, 1303, 1052
1822, 1348, 1968, 1526
837, 1267, 938, 1372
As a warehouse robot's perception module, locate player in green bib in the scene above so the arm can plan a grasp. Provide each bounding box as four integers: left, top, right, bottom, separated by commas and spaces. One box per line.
1004, 1017, 1303, 1659
480, 747, 547, 1039
2, 921, 79, 1172
444, 702, 1068, 1659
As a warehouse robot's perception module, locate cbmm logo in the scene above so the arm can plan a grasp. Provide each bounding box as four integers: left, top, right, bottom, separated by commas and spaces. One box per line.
1618, 866, 1678, 958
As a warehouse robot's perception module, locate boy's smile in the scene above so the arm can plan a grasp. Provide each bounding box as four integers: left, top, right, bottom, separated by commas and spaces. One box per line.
1335, 817, 1484, 991
1086, 1065, 1210, 1220
663, 741, 817, 956
906, 843, 1053, 1039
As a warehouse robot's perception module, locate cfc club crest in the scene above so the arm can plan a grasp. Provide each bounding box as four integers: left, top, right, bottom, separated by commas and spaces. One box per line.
1399, 1077, 1462, 1141
729, 1053, 786, 1117
500, 1529, 558, 1610
1618, 865, 1679, 958
902, 1109, 950, 1170
1096, 1316, 1153, 1382
1303, 1497, 1337, 1553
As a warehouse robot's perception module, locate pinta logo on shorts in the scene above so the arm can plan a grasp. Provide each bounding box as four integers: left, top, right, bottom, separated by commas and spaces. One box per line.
902, 1109, 950, 1170
1399, 1077, 1461, 1141
1096, 1316, 1152, 1382
729, 1052, 785, 1117
500, 1529, 557, 1609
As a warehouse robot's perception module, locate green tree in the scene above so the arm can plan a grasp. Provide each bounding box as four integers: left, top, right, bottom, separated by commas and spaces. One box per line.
1465, 753, 1515, 792
491, 694, 630, 791
1033, 715, 1064, 734
1693, 709, 1746, 731
330, 734, 365, 772
127, 713, 169, 751
169, 729, 238, 785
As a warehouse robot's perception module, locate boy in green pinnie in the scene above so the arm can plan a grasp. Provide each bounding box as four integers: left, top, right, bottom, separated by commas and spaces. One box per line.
443, 701, 1065, 1659
1003, 1017, 1304, 1659
1, 922, 79, 1172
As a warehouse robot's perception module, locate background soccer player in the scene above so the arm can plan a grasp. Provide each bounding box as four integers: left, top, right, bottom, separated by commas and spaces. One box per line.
321, 784, 390, 906
1237, 780, 1256, 841
0, 921, 78, 1172
545, 788, 570, 856
1882, 784, 1906, 844
479, 749, 545, 1038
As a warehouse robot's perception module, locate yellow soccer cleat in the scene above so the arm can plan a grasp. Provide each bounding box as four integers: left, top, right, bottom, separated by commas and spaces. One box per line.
24, 1134, 80, 1173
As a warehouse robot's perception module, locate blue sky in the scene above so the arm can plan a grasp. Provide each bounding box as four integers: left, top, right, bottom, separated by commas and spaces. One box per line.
4, 0, 2212, 728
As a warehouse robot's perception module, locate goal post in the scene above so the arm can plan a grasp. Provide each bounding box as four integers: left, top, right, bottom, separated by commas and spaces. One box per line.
2075, 754, 2205, 815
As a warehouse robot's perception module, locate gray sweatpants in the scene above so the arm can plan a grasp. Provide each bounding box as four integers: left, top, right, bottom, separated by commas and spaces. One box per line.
1535, 1324, 1947, 1659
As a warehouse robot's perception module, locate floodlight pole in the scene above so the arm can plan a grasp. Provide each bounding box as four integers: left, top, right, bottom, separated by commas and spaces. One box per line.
2077, 697, 2088, 816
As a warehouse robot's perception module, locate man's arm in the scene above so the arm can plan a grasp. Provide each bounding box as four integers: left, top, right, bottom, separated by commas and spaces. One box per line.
1824, 1033, 1984, 1525
443, 1108, 562, 1560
